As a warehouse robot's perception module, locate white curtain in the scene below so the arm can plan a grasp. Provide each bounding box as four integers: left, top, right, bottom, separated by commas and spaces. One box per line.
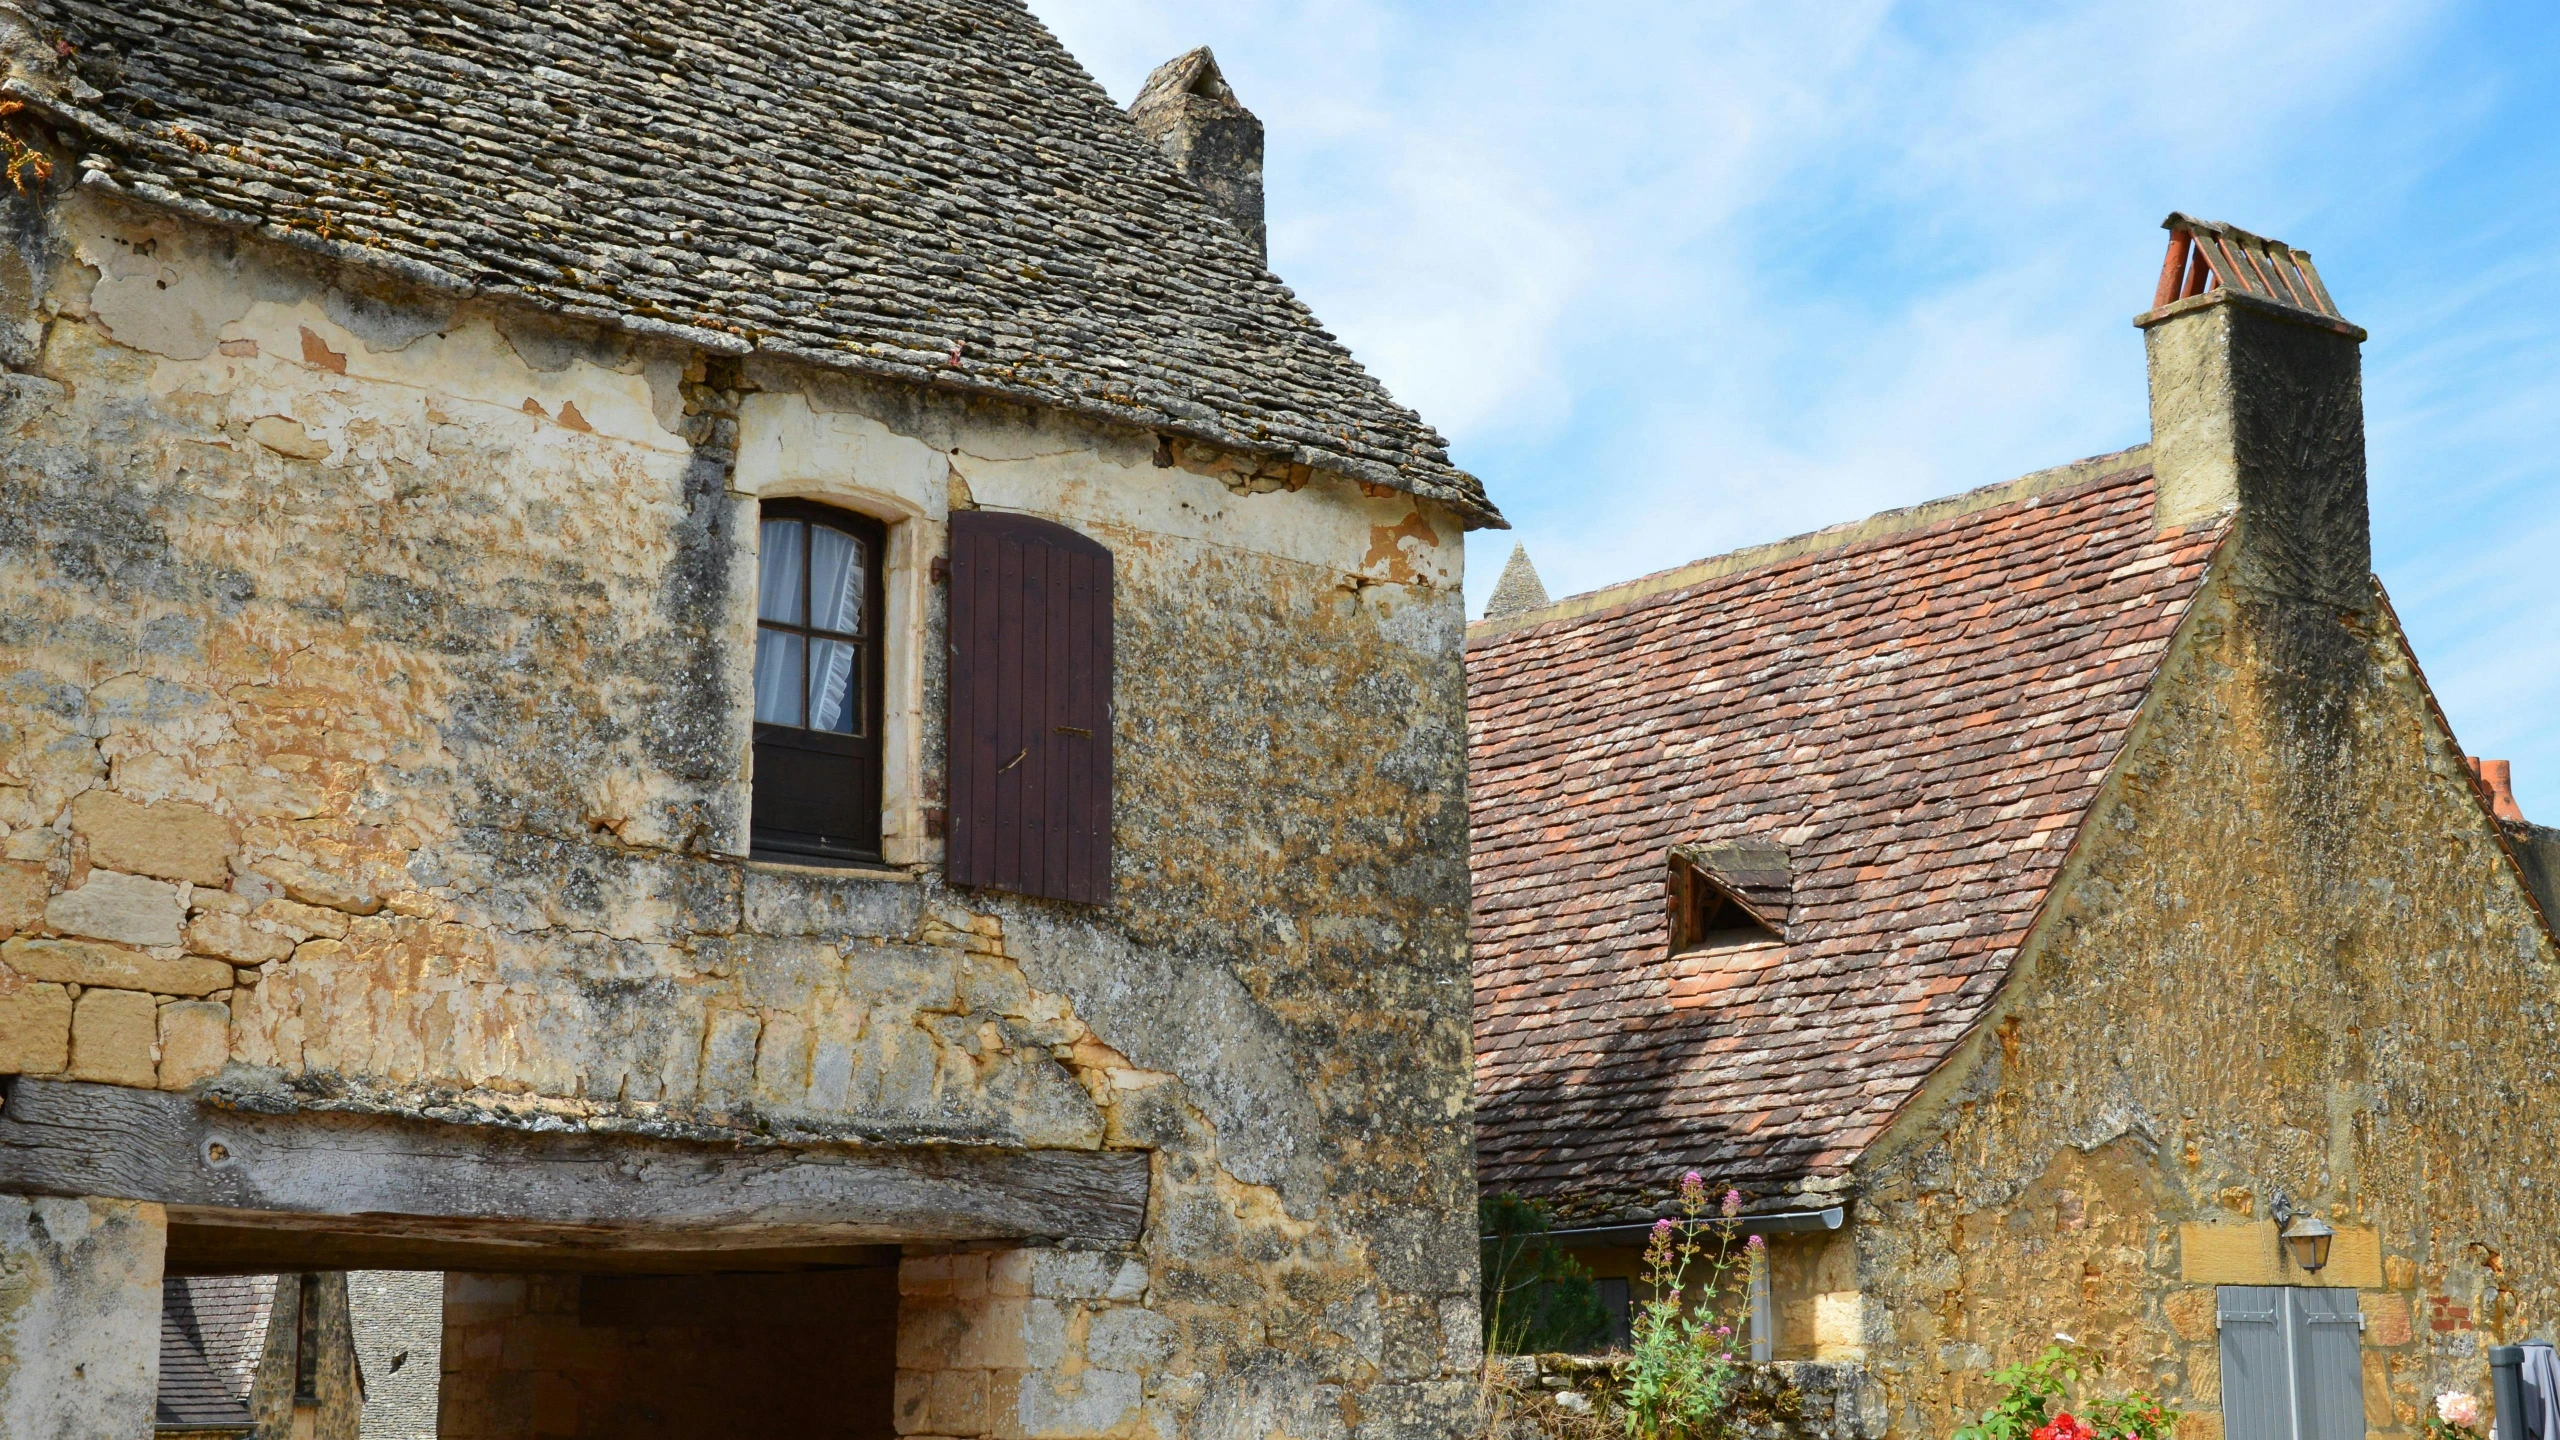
808, 525, 864, 632
807, 526, 865, 732
752, 630, 803, 725
757, 519, 805, 623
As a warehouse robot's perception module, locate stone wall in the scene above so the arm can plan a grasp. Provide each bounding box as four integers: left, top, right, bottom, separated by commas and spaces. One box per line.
0, 1195, 165, 1440
0, 189, 1482, 1438
897, 1248, 1166, 1440
440, 1266, 899, 1438
348, 1270, 443, 1440
239, 1272, 366, 1440
1486, 1354, 1886, 1440
1850, 565, 2560, 1439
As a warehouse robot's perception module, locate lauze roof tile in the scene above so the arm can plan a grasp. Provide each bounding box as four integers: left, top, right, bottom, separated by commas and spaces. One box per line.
1466, 460, 2227, 1220
14, 0, 1497, 524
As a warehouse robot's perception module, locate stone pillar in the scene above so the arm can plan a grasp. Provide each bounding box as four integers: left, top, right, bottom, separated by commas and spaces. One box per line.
896, 1246, 1159, 1440
0, 1195, 168, 1440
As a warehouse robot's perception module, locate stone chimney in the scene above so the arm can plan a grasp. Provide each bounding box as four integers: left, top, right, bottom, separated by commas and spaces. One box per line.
1128, 47, 1267, 266
2138, 214, 2371, 612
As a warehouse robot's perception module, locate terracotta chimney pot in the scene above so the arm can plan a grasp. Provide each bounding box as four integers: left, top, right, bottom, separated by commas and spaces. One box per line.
2467, 756, 2524, 823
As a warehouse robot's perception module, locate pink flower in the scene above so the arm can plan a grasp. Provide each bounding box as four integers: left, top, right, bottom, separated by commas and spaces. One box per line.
1715, 1324, 1731, 1336
2439, 1394, 2484, 1430
1683, 1170, 1703, 1187
1653, 1218, 1675, 1237
1723, 1188, 1743, 1217
1747, 1234, 1766, 1250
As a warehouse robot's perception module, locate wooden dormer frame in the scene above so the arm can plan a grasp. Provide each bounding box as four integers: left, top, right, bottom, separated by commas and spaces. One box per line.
1668, 854, 1782, 955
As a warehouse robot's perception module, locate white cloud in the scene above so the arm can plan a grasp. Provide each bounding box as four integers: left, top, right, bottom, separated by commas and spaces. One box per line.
1030, 0, 2560, 816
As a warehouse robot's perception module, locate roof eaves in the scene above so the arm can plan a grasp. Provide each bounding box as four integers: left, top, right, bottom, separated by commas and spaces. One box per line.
55, 159, 1505, 530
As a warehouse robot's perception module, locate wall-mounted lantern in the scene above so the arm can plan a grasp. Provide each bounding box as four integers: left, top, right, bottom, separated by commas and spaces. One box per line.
2270, 1192, 2335, 1272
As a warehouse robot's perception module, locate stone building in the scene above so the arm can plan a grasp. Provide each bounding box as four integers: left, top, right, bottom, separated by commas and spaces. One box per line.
1468, 216, 2560, 1440
157, 1272, 370, 1440
0, 3, 1501, 1438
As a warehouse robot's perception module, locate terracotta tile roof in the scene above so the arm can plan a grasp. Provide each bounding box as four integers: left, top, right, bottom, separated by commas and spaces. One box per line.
1466, 458, 2228, 1219
11, 0, 1497, 525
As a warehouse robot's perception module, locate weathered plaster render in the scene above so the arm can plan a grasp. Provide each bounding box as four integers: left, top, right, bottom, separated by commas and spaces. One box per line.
0, 192, 1483, 1439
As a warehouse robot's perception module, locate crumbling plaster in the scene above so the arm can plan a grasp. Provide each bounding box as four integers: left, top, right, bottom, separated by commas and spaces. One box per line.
0, 1195, 166, 1440
1846, 557, 2560, 1440
0, 191, 1483, 1437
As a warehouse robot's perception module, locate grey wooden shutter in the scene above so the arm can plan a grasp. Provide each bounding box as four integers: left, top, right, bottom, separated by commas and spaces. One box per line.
2292, 1289, 2367, 1440
2218, 1286, 2369, 1440
2220, 1287, 2294, 1440
945, 510, 1113, 903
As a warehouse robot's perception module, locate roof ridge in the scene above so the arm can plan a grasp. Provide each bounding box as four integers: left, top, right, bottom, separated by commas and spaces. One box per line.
1467, 444, 2152, 640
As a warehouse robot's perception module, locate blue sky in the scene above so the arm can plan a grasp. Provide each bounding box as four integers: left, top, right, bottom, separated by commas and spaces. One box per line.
1031, 0, 2560, 818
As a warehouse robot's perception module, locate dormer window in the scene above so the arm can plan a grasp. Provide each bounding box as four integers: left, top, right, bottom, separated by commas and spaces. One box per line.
1667, 842, 1791, 953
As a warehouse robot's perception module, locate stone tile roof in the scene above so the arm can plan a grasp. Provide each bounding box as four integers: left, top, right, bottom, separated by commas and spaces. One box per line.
13, 0, 1498, 525
1466, 458, 2228, 1218
157, 1274, 275, 1431
1484, 544, 1551, 620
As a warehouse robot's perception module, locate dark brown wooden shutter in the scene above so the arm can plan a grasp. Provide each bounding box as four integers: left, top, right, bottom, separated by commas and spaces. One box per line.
945, 511, 1112, 903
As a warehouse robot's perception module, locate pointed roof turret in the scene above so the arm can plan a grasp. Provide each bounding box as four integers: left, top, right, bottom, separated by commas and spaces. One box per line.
1484, 544, 1550, 620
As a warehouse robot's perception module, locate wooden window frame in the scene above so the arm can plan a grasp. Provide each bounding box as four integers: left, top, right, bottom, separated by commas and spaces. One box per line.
1668, 857, 1777, 955
751, 500, 891, 866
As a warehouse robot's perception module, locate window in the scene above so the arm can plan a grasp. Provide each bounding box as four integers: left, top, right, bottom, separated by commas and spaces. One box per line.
945, 510, 1114, 903
1669, 856, 1779, 953
753, 502, 889, 864
2217, 1286, 2364, 1440
1595, 1276, 1633, 1351
293, 1272, 322, 1403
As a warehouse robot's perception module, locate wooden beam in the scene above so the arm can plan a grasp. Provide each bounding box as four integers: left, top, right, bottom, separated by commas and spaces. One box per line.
161, 1222, 905, 1277
0, 1079, 1148, 1253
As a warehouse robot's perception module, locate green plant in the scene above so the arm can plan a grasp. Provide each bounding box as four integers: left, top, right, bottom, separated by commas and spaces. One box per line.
1480, 1192, 1611, 1355
1951, 1340, 2180, 1440
1620, 1172, 1761, 1440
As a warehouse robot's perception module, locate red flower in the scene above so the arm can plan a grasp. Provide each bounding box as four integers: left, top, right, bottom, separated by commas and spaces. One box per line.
2033, 1414, 2096, 1440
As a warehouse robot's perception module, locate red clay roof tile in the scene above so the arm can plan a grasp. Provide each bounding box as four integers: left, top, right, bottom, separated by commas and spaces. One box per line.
1466, 460, 2225, 1220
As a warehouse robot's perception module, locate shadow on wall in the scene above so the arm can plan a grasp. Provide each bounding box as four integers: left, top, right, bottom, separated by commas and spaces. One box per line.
437, 1261, 899, 1440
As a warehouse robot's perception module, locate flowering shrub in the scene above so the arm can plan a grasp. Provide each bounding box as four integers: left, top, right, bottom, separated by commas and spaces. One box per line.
1619, 1172, 1763, 1440
1951, 1341, 2178, 1440
2427, 1392, 2487, 1440
2034, 1415, 2097, 1440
